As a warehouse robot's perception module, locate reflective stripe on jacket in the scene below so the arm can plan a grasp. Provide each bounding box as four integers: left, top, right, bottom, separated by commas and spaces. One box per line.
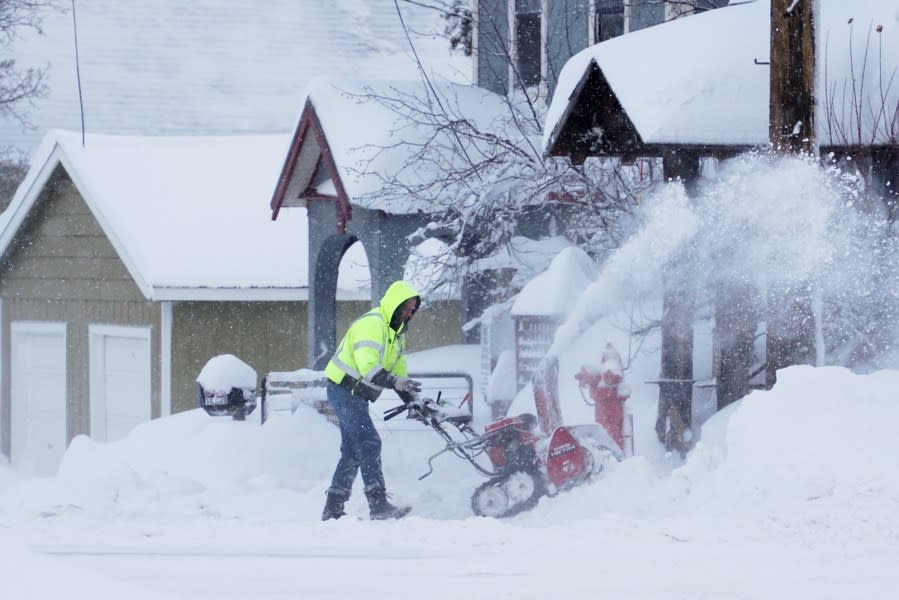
324, 281, 420, 400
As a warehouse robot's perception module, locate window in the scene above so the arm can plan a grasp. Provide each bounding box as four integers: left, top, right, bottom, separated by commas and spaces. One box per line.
594, 0, 624, 43
515, 0, 541, 87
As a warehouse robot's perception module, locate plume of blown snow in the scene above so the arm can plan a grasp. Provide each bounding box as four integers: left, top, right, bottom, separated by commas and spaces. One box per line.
550, 180, 697, 357
549, 149, 894, 366
693, 152, 844, 291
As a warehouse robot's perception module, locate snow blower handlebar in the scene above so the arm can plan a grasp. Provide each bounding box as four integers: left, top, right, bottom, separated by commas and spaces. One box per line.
383, 403, 411, 421
384, 392, 478, 428
383, 391, 438, 422
383, 393, 499, 480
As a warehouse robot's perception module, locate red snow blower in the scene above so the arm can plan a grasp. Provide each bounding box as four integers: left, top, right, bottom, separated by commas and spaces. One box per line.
384, 391, 623, 518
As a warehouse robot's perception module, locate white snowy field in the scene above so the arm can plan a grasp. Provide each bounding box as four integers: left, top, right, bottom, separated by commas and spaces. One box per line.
1, 363, 898, 599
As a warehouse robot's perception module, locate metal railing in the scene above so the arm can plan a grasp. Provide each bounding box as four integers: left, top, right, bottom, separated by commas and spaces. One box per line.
259, 371, 474, 425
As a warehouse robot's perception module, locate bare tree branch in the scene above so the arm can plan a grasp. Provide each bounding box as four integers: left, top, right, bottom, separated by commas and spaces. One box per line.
822, 18, 899, 148
0, 1, 58, 122
0, 1, 60, 205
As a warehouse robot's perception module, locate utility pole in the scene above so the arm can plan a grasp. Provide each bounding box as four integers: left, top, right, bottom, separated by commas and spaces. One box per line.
769, 0, 817, 153
766, 0, 818, 387
656, 150, 699, 456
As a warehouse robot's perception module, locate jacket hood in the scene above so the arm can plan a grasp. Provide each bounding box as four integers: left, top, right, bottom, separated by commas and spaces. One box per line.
379, 280, 421, 331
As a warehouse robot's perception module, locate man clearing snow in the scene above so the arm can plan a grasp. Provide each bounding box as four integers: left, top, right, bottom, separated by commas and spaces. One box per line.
321, 280, 423, 520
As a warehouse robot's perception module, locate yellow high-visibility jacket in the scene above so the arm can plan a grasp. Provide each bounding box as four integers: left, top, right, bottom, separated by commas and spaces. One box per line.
324, 281, 420, 401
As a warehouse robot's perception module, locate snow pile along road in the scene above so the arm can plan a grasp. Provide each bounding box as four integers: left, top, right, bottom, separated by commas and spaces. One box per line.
0, 365, 895, 529
0, 365, 898, 598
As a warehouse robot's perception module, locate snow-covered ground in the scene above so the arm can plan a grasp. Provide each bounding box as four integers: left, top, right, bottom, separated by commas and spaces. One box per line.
1, 361, 898, 599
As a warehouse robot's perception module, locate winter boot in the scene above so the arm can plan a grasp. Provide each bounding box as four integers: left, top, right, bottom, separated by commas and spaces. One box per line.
321, 490, 348, 521
365, 487, 412, 520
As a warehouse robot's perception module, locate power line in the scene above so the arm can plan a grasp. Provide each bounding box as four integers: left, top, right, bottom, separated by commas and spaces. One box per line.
71, 0, 86, 146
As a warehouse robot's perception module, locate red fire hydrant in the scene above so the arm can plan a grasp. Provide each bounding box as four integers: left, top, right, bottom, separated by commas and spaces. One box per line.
575, 343, 632, 455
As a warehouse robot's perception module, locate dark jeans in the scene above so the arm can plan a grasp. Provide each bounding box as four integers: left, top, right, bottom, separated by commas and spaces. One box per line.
326, 382, 385, 497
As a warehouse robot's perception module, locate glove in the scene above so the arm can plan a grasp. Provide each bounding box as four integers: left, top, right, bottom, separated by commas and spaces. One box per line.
393, 376, 422, 394
397, 390, 420, 407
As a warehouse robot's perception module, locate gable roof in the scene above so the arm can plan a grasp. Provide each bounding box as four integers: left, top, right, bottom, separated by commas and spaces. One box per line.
3, 0, 467, 154
271, 78, 516, 218
269, 96, 353, 227
544, 0, 899, 160
0, 130, 370, 301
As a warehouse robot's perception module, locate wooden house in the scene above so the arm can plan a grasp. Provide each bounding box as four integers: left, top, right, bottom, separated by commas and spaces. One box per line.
0, 130, 372, 475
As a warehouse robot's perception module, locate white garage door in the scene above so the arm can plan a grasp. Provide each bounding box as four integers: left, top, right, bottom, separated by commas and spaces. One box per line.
89, 325, 151, 443
10, 322, 68, 477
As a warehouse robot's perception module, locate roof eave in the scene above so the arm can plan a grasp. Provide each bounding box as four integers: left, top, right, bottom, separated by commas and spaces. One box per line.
545, 61, 645, 165
55, 149, 155, 300
271, 99, 314, 220
151, 286, 311, 302
0, 143, 64, 263
270, 99, 352, 232
544, 60, 599, 160
0, 138, 156, 301
150, 286, 372, 302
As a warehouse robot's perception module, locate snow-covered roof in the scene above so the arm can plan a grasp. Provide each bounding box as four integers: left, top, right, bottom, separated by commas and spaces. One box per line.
473, 235, 574, 274
544, 0, 899, 155
0, 130, 370, 301
272, 79, 514, 215
2, 0, 468, 155
511, 246, 597, 317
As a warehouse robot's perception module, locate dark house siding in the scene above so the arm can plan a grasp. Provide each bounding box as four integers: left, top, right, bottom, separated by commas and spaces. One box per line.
0, 167, 160, 455
546, 0, 589, 95
477, 0, 511, 95
171, 301, 309, 413
629, 2, 666, 32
